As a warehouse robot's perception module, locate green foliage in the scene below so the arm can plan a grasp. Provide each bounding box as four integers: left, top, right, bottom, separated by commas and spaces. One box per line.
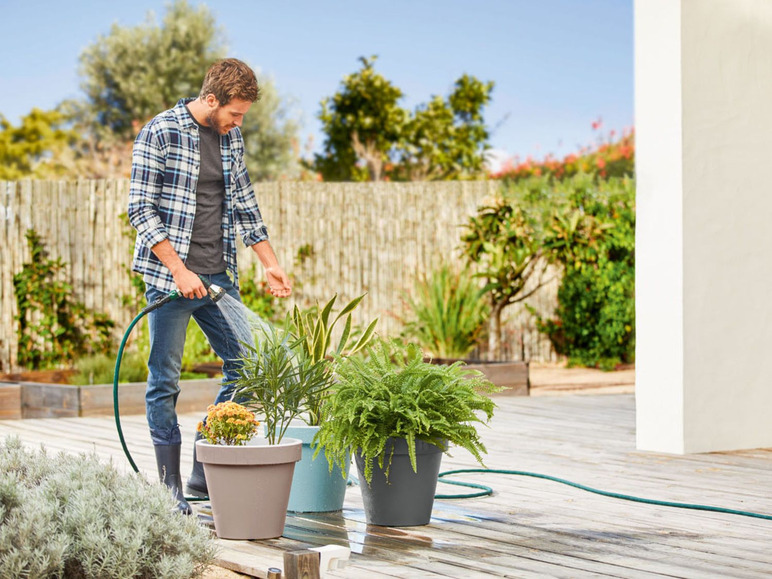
0, 436, 216, 578
289, 294, 379, 425
77, 0, 224, 139
396, 74, 494, 180
314, 56, 493, 181
460, 185, 551, 359
66, 0, 298, 180
398, 263, 488, 359
534, 175, 636, 368
232, 317, 331, 444
13, 230, 114, 370
71, 352, 148, 385
315, 56, 405, 181
0, 109, 78, 179
315, 340, 499, 484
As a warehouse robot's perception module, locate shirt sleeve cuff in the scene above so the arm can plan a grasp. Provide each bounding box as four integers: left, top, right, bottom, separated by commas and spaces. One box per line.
242, 227, 269, 247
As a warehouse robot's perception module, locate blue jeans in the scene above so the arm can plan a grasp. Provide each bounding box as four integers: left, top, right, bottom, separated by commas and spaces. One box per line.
145, 272, 250, 445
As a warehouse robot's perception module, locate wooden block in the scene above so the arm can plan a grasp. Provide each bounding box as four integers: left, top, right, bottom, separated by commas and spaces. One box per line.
267, 568, 282, 579
21, 383, 80, 418
283, 550, 320, 579
0, 383, 22, 420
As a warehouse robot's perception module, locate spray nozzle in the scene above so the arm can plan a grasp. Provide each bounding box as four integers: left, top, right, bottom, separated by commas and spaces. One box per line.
198, 275, 227, 304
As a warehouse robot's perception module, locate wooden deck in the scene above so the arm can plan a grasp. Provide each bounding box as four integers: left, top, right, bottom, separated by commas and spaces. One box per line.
1, 393, 771, 578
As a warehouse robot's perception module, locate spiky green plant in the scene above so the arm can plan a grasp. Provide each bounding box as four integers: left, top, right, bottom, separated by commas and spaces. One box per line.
289, 294, 378, 425
399, 263, 488, 359
314, 340, 499, 484
231, 316, 331, 444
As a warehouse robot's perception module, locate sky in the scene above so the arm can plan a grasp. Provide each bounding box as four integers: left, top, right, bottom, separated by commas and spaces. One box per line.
0, 0, 633, 168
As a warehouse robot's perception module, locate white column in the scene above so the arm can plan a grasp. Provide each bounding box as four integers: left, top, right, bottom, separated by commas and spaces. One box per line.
635, 0, 772, 453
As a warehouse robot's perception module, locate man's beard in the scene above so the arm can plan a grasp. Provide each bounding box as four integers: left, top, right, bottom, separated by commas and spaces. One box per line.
206, 109, 227, 134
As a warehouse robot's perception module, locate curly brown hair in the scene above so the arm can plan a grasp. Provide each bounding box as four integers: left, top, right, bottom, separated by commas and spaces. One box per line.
199, 58, 260, 105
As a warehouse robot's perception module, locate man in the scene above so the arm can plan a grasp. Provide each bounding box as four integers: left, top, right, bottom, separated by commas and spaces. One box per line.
129, 58, 291, 513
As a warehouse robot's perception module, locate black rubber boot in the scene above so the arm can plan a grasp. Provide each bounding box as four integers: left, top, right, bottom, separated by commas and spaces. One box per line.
154, 444, 193, 515
185, 431, 208, 498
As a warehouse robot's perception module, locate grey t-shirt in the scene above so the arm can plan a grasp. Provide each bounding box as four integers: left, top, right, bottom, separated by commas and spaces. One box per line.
185, 110, 228, 274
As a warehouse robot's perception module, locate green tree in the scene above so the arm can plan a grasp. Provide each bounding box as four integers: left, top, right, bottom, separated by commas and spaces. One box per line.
460, 185, 552, 360
0, 109, 77, 180
315, 57, 493, 181
68, 0, 299, 179
397, 75, 494, 181
315, 56, 405, 181
78, 0, 224, 139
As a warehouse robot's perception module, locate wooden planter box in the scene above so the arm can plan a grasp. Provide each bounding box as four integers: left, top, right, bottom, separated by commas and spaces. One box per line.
465, 361, 530, 396
0, 379, 222, 420
0, 384, 22, 420
431, 359, 530, 396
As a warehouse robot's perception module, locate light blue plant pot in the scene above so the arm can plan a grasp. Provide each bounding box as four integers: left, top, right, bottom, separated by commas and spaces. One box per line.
284, 424, 349, 513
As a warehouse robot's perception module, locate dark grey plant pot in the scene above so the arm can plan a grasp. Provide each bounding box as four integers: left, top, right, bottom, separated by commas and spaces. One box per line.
355, 437, 445, 527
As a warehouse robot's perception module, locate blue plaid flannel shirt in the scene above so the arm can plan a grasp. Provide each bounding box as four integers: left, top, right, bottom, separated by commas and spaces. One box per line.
128, 98, 269, 293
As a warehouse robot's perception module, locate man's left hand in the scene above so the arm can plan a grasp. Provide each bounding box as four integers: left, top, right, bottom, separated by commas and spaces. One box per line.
265, 267, 292, 298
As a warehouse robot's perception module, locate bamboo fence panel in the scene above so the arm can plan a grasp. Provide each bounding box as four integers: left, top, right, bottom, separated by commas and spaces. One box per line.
0, 180, 559, 373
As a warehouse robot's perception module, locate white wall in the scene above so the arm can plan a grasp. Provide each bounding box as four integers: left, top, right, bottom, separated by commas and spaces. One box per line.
636, 0, 772, 453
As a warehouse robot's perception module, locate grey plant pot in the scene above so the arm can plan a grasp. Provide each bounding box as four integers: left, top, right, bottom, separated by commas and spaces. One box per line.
355, 437, 445, 527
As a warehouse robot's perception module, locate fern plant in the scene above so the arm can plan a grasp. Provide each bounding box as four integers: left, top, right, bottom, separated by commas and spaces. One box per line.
314, 339, 499, 484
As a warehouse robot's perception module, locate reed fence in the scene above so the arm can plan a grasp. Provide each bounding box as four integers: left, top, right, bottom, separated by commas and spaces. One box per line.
0, 180, 558, 373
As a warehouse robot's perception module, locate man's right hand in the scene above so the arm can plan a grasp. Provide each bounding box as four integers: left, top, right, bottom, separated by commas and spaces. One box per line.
150, 239, 206, 299
173, 267, 207, 299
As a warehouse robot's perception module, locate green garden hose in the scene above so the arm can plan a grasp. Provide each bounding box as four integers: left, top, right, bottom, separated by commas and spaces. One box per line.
436, 468, 772, 521
113, 309, 146, 475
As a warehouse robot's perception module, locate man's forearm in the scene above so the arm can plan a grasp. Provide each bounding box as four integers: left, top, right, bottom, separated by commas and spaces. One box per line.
251, 240, 292, 297
150, 239, 187, 276
250, 240, 280, 271
150, 239, 206, 298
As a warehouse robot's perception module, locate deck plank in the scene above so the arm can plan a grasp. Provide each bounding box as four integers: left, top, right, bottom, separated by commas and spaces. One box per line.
1, 394, 771, 578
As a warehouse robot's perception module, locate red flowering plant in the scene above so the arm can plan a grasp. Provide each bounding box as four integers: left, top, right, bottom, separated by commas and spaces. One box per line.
490, 124, 634, 182
197, 401, 260, 446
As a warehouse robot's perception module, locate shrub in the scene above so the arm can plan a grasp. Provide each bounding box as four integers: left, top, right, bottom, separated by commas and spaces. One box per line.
13, 230, 114, 369
316, 340, 499, 484
0, 437, 217, 578
490, 128, 634, 182
534, 175, 636, 369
